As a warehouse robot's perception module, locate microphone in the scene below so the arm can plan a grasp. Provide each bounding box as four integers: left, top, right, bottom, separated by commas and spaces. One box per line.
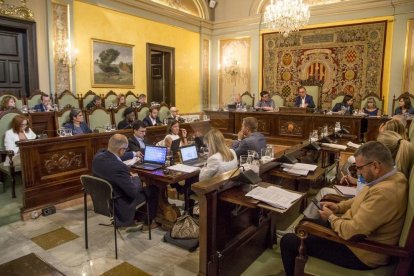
219, 165, 242, 190
93, 126, 113, 133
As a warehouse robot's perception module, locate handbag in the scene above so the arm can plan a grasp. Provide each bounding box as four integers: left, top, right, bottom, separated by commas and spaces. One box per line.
171, 214, 199, 239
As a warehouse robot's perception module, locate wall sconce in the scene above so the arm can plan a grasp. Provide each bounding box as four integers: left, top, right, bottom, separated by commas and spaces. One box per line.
59, 42, 79, 68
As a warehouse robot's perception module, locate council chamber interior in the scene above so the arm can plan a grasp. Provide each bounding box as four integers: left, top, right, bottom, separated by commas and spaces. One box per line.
0, 0, 414, 275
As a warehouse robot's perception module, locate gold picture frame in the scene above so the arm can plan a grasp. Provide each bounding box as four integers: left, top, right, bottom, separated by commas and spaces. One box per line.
91, 39, 134, 88
403, 19, 414, 93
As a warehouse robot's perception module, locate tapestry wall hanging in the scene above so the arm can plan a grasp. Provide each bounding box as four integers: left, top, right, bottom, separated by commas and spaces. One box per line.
262, 21, 387, 108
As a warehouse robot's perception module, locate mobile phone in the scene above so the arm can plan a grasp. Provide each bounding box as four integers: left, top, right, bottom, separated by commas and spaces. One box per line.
312, 198, 322, 210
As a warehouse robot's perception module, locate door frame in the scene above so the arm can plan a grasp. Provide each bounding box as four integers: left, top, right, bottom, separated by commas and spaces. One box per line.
0, 15, 39, 97
146, 43, 175, 106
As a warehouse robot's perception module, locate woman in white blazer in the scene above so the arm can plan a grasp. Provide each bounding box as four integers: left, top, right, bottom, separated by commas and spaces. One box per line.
4, 115, 36, 167
199, 128, 238, 181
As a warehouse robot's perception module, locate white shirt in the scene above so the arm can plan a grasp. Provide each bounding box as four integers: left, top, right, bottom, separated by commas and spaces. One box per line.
199, 149, 238, 181
4, 128, 36, 166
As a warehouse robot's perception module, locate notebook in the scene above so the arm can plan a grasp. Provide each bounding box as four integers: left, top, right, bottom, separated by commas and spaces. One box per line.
134, 145, 167, 170
179, 145, 205, 167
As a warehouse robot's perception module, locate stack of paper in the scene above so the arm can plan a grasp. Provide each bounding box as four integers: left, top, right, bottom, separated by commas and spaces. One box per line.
321, 143, 347, 150
281, 163, 317, 176
347, 141, 361, 149
168, 164, 200, 173
123, 157, 139, 166
246, 186, 302, 209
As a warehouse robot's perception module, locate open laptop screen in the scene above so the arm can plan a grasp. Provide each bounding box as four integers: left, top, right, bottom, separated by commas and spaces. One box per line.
180, 145, 199, 162
143, 145, 167, 165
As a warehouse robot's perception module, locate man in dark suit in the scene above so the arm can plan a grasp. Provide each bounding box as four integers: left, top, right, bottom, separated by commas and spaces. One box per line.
92, 134, 158, 230
232, 116, 267, 158
127, 120, 146, 157
143, 106, 162, 127
117, 107, 136, 129
294, 86, 315, 108
86, 95, 102, 110
166, 106, 185, 124
34, 95, 53, 112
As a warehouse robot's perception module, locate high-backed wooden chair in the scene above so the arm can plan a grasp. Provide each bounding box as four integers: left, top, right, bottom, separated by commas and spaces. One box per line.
55, 90, 80, 109
158, 103, 170, 123
125, 91, 139, 107
0, 94, 25, 109
0, 110, 24, 198
270, 92, 285, 107
361, 93, 384, 114
137, 104, 149, 121
55, 106, 73, 129
103, 90, 118, 109
81, 90, 100, 110
300, 77, 324, 109
331, 95, 345, 110
111, 104, 128, 128
392, 92, 414, 115
293, 165, 414, 276
241, 91, 255, 107
85, 107, 112, 132
26, 90, 48, 108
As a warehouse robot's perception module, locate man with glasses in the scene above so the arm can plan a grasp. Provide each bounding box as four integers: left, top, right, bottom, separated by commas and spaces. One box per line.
255, 91, 275, 111
280, 141, 408, 276
92, 134, 159, 231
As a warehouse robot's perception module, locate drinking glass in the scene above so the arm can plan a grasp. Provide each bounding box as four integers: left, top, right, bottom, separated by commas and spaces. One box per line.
105, 124, 111, 132
251, 159, 260, 174
57, 127, 66, 137
21, 105, 28, 113
260, 149, 272, 164
240, 155, 253, 170
111, 124, 117, 131
64, 128, 72, 136
335, 122, 341, 133
247, 150, 257, 159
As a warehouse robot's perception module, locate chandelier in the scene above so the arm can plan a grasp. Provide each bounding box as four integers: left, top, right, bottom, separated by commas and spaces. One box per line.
262, 0, 310, 37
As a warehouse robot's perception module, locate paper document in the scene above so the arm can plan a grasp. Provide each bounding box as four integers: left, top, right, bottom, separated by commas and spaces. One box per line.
321, 143, 347, 150
281, 163, 317, 176
123, 157, 139, 166
347, 141, 361, 149
333, 185, 356, 198
168, 164, 200, 173
245, 186, 302, 209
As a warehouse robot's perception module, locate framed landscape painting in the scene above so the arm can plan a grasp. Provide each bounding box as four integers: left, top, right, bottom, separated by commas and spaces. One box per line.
91, 39, 134, 88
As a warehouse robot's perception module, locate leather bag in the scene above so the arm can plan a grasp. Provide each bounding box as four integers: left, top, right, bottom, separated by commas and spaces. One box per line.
171, 214, 199, 239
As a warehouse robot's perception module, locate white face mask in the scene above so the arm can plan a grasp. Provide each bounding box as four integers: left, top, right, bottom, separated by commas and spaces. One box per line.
356, 174, 366, 195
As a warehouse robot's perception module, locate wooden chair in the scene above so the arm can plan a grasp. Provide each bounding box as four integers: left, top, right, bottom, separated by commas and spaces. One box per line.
293, 165, 414, 276
391, 92, 414, 115
81, 90, 100, 110
158, 103, 170, 123
301, 78, 323, 109
26, 90, 48, 108
55, 106, 72, 129
0, 94, 25, 109
360, 93, 384, 114
241, 91, 255, 107
0, 110, 24, 198
85, 107, 113, 132
111, 104, 128, 128
331, 95, 345, 110
137, 104, 149, 121
55, 90, 80, 109
270, 91, 285, 107
125, 91, 139, 107
103, 90, 118, 109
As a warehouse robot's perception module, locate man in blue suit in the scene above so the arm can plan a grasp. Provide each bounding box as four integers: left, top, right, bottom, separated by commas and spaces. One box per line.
294, 86, 315, 108
34, 95, 53, 112
232, 117, 267, 158
92, 134, 158, 230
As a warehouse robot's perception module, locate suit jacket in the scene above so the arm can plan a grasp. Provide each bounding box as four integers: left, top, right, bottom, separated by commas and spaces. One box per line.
332, 102, 354, 114
63, 122, 92, 135
127, 135, 146, 153
199, 150, 238, 181
294, 94, 315, 108
92, 150, 146, 227
34, 103, 47, 112
143, 116, 161, 127
117, 120, 133, 130
232, 132, 267, 158
394, 106, 414, 115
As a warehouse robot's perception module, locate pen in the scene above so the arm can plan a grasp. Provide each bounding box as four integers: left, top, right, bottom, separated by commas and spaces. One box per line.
341, 171, 350, 186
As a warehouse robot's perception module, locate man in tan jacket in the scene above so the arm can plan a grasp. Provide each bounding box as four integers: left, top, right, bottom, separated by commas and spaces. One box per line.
280, 141, 408, 276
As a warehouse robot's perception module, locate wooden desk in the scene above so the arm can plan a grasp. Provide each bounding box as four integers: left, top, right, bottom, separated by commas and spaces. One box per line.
131, 167, 199, 229
192, 171, 305, 276
17, 121, 211, 215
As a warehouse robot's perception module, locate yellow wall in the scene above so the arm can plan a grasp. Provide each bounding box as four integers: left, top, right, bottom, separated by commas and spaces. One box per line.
73, 1, 200, 112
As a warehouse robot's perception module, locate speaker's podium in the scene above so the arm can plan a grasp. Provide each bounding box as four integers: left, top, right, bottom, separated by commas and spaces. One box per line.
192, 166, 305, 276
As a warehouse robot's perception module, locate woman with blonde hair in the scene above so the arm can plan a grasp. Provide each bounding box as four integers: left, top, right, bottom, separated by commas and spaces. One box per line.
377, 130, 414, 178
379, 118, 407, 139
199, 128, 238, 181
362, 97, 381, 116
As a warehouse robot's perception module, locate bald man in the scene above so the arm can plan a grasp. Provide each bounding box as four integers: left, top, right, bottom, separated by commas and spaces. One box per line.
167, 106, 185, 124
92, 134, 158, 230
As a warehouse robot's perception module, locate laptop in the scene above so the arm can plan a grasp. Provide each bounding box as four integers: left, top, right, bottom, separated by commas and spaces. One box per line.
179, 145, 205, 167
134, 145, 167, 170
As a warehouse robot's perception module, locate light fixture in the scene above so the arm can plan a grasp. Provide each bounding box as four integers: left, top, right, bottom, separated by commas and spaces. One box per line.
209, 0, 216, 9
0, 0, 34, 20
59, 41, 79, 68
262, 0, 310, 37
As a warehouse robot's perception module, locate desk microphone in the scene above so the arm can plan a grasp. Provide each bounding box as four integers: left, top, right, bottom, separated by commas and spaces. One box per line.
93, 126, 109, 133
219, 165, 242, 190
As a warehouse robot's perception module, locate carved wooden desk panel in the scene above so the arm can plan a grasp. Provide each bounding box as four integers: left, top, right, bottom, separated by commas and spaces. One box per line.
28, 112, 57, 137
203, 110, 234, 134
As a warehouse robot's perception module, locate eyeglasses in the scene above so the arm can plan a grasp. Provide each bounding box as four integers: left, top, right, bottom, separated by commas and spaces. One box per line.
355, 161, 374, 170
